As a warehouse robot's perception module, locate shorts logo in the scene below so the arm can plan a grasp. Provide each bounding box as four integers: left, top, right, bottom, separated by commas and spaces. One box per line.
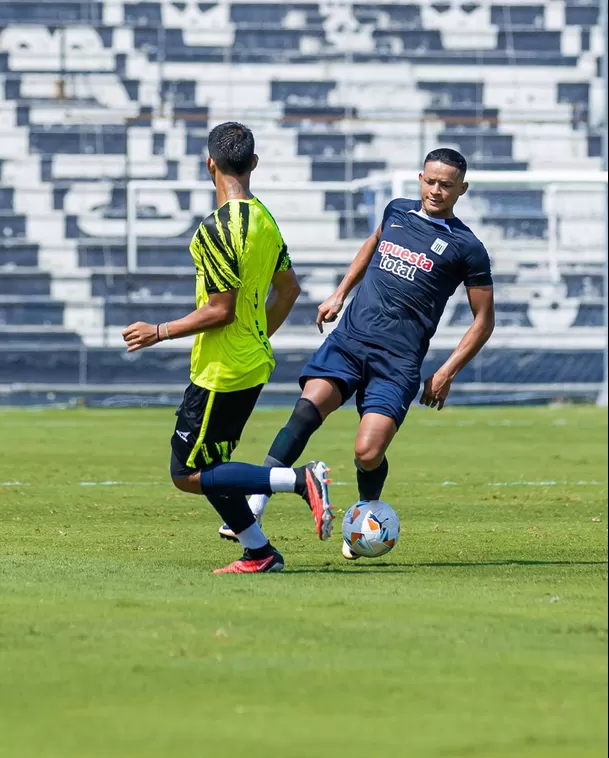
176, 430, 190, 442
378, 239, 434, 281
431, 238, 448, 255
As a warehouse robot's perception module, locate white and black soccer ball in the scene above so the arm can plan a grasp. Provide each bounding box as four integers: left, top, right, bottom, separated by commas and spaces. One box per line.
342, 500, 400, 558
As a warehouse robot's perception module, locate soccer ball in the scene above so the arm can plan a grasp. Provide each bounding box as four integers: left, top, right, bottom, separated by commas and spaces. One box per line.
342, 500, 400, 558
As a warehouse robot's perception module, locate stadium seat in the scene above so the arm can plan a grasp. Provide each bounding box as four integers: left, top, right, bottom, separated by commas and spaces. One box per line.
0, 346, 82, 383
91, 273, 194, 298
86, 347, 192, 384
0, 243, 39, 268
0, 326, 83, 345
0, 271, 51, 297
0, 2, 103, 24
0, 299, 64, 325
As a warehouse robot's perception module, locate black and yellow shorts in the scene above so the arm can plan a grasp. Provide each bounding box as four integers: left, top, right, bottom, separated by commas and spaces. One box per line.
170, 382, 263, 478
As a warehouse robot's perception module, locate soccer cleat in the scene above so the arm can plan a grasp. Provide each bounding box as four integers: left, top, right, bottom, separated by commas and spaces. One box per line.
301, 461, 335, 541
218, 516, 262, 543
218, 523, 238, 542
213, 546, 284, 574
342, 540, 361, 561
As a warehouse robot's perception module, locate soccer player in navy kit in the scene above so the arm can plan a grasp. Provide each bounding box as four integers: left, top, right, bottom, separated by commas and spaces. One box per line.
219, 148, 496, 558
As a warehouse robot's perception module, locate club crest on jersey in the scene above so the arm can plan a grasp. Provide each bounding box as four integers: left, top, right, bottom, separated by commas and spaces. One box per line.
378, 239, 434, 281
431, 238, 448, 255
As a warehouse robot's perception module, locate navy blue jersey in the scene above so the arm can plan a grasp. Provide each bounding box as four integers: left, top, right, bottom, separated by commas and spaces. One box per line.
336, 198, 493, 362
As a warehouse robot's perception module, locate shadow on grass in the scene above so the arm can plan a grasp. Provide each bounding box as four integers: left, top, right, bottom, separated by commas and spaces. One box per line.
286, 559, 608, 574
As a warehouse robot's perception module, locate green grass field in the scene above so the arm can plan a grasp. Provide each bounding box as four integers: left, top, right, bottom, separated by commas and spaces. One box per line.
0, 405, 607, 758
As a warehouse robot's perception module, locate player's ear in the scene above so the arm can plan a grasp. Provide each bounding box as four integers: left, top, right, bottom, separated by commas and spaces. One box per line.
459, 181, 469, 196
250, 154, 259, 172
206, 156, 216, 183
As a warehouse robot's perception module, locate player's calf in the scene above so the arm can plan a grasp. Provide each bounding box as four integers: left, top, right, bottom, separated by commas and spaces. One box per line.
354, 434, 390, 502
353, 412, 396, 501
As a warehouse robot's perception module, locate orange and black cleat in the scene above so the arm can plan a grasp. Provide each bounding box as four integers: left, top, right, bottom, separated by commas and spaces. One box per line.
213, 546, 284, 574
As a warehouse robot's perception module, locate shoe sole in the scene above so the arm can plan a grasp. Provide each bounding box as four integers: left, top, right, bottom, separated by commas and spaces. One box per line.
306, 463, 335, 541
342, 540, 361, 560
218, 530, 239, 543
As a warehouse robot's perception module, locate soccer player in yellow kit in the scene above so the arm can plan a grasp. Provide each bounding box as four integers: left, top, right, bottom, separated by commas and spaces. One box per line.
122, 122, 334, 574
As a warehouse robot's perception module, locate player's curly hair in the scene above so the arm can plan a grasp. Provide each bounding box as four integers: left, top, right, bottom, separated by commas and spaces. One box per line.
424, 148, 467, 177
208, 121, 255, 175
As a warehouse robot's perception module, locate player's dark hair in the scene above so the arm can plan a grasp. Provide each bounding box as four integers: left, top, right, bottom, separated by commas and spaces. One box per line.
424, 148, 468, 177
207, 121, 255, 175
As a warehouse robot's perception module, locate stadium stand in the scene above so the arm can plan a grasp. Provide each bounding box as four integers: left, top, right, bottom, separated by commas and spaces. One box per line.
0, 0, 606, 402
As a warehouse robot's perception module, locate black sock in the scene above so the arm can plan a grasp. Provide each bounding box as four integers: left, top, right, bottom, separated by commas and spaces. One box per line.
206, 492, 256, 534
267, 398, 323, 466
246, 543, 273, 559
355, 457, 389, 501
293, 466, 307, 498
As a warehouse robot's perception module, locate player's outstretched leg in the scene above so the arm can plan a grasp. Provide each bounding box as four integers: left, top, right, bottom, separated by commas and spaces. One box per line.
174, 459, 335, 541
219, 380, 343, 541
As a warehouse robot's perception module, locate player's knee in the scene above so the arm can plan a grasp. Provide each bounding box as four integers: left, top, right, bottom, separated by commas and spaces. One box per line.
354, 442, 385, 471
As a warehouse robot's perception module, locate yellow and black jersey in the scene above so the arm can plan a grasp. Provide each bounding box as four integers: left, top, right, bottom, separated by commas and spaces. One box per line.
188, 197, 291, 392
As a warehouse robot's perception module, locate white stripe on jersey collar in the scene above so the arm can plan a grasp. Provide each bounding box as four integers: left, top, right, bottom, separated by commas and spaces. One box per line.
408, 209, 452, 233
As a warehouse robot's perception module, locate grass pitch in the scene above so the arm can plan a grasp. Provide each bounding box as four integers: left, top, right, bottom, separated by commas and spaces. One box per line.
0, 404, 607, 758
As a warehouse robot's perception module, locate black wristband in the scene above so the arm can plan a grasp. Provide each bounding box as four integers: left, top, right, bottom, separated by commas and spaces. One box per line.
156, 324, 161, 342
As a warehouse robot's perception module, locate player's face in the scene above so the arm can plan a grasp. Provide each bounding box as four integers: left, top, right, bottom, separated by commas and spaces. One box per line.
419, 161, 468, 218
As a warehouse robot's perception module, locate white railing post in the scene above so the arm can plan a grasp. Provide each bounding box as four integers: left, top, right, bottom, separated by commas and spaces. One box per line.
546, 182, 560, 285
126, 181, 137, 273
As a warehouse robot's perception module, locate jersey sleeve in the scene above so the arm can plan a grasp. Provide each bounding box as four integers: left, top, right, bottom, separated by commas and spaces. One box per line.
463, 240, 493, 287
274, 242, 292, 273
192, 213, 242, 294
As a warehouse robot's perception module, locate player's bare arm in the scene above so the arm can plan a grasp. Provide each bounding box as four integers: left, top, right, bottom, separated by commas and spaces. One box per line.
316, 224, 381, 332
266, 268, 302, 338
121, 289, 238, 352
421, 285, 495, 410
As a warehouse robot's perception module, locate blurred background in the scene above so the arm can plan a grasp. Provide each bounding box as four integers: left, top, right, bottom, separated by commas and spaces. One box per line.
0, 0, 607, 407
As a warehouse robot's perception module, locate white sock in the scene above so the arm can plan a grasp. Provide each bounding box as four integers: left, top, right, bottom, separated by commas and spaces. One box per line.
249, 493, 270, 518
237, 521, 269, 550
269, 467, 297, 492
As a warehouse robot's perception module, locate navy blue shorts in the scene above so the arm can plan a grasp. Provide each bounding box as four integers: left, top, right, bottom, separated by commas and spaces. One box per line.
299, 332, 421, 428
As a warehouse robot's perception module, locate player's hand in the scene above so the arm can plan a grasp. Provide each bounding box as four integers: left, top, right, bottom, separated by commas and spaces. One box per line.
420, 371, 453, 411
122, 321, 159, 352
316, 294, 345, 333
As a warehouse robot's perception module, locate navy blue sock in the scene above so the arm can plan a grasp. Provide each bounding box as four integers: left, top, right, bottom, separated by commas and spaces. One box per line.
200, 462, 275, 497
267, 398, 323, 466
355, 457, 389, 501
